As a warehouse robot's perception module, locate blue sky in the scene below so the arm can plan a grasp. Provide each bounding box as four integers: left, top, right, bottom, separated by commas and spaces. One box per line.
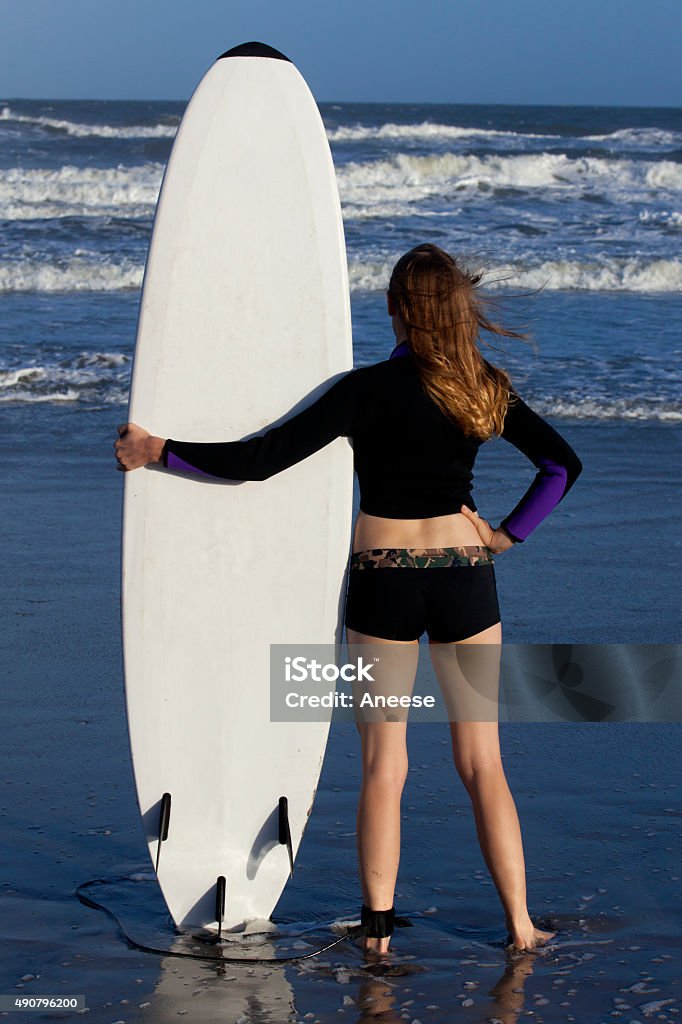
1, 0, 681, 106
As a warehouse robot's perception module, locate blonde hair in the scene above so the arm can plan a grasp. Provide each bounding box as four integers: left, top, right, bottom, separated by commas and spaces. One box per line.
388, 244, 527, 440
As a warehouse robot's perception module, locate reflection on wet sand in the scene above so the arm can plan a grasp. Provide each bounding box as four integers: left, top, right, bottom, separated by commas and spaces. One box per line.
150, 937, 297, 1021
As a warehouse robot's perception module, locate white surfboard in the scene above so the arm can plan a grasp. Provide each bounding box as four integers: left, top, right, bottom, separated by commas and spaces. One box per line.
121, 41, 353, 933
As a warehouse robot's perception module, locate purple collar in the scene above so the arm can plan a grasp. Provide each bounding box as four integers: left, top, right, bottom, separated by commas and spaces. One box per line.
389, 341, 411, 359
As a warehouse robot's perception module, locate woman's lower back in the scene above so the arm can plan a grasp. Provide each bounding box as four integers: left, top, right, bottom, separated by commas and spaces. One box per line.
352, 510, 483, 553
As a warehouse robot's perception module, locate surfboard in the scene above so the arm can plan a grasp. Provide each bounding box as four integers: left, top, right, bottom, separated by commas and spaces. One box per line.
121, 42, 353, 933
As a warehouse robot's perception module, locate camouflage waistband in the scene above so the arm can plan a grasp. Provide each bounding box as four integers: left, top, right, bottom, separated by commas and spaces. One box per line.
350, 546, 495, 569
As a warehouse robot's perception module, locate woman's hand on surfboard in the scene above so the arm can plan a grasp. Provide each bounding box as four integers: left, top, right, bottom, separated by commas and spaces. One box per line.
459, 504, 516, 554
114, 423, 165, 471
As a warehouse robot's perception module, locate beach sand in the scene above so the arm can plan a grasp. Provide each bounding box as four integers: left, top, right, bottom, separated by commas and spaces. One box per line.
1, 407, 680, 1022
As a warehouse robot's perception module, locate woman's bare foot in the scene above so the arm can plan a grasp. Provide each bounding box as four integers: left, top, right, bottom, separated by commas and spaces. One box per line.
505, 915, 556, 951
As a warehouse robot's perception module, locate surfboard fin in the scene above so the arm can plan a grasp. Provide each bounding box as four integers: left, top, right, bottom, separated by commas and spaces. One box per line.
215, 875, 227, 938
154, 792, 172, 872
278, 796, 294, 878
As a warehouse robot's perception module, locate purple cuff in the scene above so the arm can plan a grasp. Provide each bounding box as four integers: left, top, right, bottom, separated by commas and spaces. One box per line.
500, 457, 569, 542
164, 447, 217, 479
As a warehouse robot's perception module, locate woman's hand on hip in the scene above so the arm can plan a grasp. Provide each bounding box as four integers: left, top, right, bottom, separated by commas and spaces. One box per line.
459, 504, 517, 554
114, 423, 165, 472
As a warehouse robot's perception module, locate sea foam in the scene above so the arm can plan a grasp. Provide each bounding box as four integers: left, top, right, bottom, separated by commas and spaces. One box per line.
0, 164, 163, 220
2, 252, 680, 296
328, 121, 682, 151
0, 350, 131, 406
328, 122, 551, 144
2, 152, 681, 228
336, 151, 682, 207
0, 257, 143, 292
349, 257, 682, 294
0, 105, 178, 139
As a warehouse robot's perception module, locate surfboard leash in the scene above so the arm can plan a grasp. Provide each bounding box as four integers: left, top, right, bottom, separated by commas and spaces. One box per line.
74, 876, 411, 964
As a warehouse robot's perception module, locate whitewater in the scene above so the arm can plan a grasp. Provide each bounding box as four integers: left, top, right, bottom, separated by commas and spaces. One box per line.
0, 97, 680, 412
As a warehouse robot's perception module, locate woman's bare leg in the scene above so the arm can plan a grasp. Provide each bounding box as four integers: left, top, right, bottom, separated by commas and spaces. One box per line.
346, 627, 419, 953
429, 621, 556, 951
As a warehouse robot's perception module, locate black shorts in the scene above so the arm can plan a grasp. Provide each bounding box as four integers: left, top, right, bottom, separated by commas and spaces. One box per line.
344, 546, 501, 643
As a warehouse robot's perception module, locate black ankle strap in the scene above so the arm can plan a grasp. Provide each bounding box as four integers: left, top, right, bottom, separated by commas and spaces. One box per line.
361, 903, 395, 938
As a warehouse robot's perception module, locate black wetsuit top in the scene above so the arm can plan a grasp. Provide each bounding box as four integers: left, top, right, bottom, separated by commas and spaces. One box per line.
162, 342, 582, 542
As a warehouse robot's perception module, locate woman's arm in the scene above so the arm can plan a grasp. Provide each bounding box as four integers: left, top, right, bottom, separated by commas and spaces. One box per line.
496, 389, 583, 543
115, 369, 362, 478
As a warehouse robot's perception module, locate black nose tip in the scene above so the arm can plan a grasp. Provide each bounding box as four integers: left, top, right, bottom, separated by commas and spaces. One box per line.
217, 42, 291, 62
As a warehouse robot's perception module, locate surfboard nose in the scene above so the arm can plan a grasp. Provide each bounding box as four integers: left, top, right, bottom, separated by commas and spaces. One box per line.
217, 42, 291, 62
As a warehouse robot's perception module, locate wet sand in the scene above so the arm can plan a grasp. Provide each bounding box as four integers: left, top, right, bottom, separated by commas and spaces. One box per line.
1, 408, 680, 1022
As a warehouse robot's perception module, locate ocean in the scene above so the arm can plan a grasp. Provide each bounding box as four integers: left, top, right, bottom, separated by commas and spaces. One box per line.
1, 100, 682, 413
1, 98, 681, 1022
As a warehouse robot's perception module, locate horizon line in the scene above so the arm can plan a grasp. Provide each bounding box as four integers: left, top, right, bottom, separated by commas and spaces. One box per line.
1, 95, 681, 112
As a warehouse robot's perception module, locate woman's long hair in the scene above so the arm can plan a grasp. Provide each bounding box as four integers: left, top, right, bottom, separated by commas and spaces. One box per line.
388, 244, 527, 440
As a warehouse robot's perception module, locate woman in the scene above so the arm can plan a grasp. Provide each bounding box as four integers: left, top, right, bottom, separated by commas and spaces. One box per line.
115, 244, 582, 956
